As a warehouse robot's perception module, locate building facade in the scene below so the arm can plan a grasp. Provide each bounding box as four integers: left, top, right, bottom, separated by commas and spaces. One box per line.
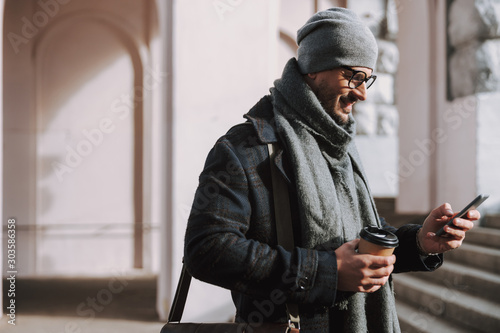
1, 0, 499, 322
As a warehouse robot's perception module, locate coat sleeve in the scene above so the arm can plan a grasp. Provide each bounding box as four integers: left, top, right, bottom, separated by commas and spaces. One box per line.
382, 219, 443, 273
184, 135, 338, 307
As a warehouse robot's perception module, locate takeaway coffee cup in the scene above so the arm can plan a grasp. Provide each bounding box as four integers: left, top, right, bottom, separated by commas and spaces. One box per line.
358, 226, 399, 256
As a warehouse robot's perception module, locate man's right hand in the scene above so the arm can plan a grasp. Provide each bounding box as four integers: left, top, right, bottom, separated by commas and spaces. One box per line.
335, 239, 395, 293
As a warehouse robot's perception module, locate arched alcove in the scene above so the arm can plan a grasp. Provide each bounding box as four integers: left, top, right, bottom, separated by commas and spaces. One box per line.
2, 0, 159, 276
34, 12, 144, 275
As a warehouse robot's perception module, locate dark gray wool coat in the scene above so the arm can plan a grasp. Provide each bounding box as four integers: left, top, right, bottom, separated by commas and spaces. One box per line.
184, 96, 443, 332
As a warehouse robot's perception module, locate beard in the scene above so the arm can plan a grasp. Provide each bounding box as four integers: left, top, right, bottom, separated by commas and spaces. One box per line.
312, 81, 354, 127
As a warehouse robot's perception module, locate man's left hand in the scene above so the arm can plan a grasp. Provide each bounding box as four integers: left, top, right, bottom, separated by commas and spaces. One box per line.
418, 203, 480, 255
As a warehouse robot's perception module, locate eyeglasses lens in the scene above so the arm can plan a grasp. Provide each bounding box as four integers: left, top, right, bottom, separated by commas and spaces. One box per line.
351, 73, 365, 88
349, 72, 376, 89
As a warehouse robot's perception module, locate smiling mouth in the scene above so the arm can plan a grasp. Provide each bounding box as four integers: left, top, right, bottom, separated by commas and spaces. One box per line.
340, 96, 356, 112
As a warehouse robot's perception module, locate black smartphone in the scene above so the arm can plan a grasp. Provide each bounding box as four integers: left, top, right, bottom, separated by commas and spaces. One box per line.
435, 194, 489, 236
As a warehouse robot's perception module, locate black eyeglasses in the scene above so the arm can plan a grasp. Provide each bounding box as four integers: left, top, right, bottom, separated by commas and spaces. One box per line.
341, 66, 377, 89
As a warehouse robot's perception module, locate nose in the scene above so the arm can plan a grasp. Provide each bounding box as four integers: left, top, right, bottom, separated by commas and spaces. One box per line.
352, 82, 368, 101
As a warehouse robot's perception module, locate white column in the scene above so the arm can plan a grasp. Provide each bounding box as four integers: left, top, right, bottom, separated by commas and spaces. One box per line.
433, 0, 478, 212
396, 0, 433, 213
155, 0, 175, 321
397, 0, 482, 213
476, 93, 500, 214
156, 0, 281, 322
0, 0, 4, 318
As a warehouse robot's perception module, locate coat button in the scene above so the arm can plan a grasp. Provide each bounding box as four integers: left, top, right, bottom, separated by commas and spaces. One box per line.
298, 277, 308, 290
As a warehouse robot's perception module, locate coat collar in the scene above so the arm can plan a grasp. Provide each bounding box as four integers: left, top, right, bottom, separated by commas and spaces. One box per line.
243, 96, 278, 144
243, 96, 292, 184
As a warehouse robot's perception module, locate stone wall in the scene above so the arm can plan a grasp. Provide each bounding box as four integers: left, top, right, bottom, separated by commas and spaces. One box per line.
448, 0, 500, 98
448, 0, 500, 213
351, 0, 399, 136
348, 0, 399, 197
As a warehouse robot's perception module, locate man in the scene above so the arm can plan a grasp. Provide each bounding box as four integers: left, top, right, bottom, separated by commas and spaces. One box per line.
184, 7, 478, 332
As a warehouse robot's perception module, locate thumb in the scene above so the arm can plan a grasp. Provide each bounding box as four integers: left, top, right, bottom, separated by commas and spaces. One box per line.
422, 228, 436, 239
347, 238, 360, 250
435, 203, 454, 218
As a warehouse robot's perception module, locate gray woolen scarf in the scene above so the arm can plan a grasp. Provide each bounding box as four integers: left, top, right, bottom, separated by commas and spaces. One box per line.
270, 58, 400, 333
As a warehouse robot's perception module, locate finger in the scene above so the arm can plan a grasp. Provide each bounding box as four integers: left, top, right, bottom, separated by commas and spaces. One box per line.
453, 217, 475, 231
350, 238, 360, 248
368, 254, 396, 268
465, 209, 481, 221
362, 284, 374, 292
369, 266, 394, 279
425, 229, 437, 238
344, 238, 360, 253
443, 217, 475, 235
445, 239, 465, 250
362, 277, 388, 292
442, 224, 466, 239
370, 276, 389, 285
435, 203, 454, 219
362, 284, 381, 293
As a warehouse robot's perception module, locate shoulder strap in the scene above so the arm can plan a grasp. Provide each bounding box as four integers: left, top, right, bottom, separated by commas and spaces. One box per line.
268, 143, 300, 329
267, 143, 294, 251
167, 263, 191, 323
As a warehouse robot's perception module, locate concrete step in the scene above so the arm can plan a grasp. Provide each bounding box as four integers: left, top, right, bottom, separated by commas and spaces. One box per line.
393, 274, 500, 333
443, 243, 500, 275
0, 315, 164, 333
374, 197, 426, 228
407, 261, 500, 305
464, 226, 500, 249
396, 300, 483, 333
483, 215, 500, 229
2, 275, 158, 320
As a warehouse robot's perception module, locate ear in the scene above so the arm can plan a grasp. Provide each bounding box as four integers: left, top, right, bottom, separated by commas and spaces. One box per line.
303, 72, 319, 91
307, 72, 317, 80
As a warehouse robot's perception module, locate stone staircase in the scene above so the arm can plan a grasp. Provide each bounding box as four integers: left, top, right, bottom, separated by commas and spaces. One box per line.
394, 215, 500, 333
2, 274, 159, 321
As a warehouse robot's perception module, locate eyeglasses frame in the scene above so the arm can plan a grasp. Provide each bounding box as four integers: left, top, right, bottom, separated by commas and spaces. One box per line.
340, 66, 377, 89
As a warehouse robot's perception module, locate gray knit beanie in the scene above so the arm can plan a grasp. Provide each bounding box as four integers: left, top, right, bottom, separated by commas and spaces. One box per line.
297, 8, 378, 74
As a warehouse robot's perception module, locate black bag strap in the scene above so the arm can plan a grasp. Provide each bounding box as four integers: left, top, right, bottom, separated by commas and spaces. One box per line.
267, 143, 300, 329
167, 262, 192, 323
167, 143, 299, 329
267, 143, 294, 251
